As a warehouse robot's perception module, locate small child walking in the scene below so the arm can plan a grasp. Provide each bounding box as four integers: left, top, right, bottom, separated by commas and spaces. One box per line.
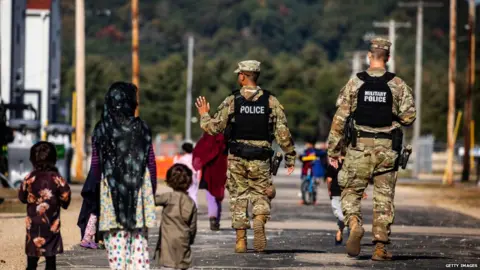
18, 141, 71, 270
173, 142, 200, 206
326, 159, 345, 245
326, 157, 367, 245
155, 164, 197, 270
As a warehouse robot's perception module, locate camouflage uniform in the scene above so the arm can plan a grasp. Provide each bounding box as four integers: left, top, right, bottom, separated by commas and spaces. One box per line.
327, 38, 416, 245
200, 60, 296, 229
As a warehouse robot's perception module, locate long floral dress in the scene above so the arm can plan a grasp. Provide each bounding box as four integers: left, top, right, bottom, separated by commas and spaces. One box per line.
100, 173, 156, 270
18, 171, 71, 257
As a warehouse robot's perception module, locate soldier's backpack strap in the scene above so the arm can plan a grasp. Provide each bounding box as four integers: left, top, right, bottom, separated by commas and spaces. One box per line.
381, 72, 396, 82
260, 89, 276, 143
224, 91, 241, 150
356, 71, 369, 81
357, 71, 396, 83
262, 89, 273, 96
231, 89, 243, 120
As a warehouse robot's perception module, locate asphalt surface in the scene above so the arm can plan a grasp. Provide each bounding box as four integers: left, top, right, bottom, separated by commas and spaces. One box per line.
50, 171, 480, 270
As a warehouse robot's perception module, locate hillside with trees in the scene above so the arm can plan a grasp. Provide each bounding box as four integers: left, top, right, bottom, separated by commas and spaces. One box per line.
59, 0, 480, 143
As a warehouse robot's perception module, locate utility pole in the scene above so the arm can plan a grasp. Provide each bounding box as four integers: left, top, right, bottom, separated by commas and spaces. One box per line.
373, 20, 411, 73
75, 0, 85, 181
462, 0, 477, 182
185, 35, 194, 142
399, 1, 443, 178
351, 51, 365, 78
132, 0, 140, 116
446, 0, 457, 185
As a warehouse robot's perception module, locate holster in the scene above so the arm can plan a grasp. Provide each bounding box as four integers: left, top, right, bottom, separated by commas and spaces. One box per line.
391, 128, 403, 152
398, 145, 412, 170
391, 128, 403, 171
270, 152, 283, 176
229, 142, 274, 161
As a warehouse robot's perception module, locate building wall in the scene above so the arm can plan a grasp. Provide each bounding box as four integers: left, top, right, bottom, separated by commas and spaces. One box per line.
1, 0, 13, 104
24, 9, 50, 125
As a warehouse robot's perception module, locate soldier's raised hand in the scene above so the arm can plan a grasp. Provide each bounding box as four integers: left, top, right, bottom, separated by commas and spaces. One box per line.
195, 96, 210, 115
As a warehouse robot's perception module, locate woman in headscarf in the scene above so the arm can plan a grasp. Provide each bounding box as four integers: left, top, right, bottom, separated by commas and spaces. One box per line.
92, 82, 157, 270
192, 133, 228, 231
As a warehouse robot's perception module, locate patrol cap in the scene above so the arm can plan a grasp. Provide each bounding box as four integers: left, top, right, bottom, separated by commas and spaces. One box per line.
370, 37, 392, 51
234, 60, 261, 74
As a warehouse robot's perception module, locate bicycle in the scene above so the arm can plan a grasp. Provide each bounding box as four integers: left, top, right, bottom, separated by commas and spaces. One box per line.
301, 174, 317, 205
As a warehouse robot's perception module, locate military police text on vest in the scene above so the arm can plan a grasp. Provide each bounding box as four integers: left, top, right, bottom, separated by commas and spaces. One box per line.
239, 105, 265, 114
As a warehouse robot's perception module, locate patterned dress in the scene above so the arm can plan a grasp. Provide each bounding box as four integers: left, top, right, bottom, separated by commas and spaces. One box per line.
100, 173, 156, 270
18, 171, 71, 257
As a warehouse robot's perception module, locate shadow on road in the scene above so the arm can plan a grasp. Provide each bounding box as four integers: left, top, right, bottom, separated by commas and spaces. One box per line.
356, 254, 448, 261
392, 255, 449, 261
265, 249, 325, 254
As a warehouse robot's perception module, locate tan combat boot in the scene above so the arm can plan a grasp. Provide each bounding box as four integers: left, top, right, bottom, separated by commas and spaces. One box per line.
371, 242, 393, 261
235, 229, 247, 253
346, 216, 365, 257
253, 215, 268, 252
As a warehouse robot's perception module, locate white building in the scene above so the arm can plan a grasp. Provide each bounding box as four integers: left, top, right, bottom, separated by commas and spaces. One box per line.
24, 0, 62, 126
0, 0, 26, 119
1, 0, 61, 127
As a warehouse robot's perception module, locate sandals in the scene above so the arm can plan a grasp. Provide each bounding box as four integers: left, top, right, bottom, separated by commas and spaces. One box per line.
80, 241, 98, 249
97, 241, 106, 250
335, 229, 343, 245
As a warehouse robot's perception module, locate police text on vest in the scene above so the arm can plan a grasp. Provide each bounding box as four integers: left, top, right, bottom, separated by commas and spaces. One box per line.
364, 91, 387, 103
240, 106, 265, 114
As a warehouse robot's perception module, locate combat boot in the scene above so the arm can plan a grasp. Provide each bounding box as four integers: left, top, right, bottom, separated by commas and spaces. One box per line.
235, 229, 247, 253
346, 216, 364, 257
253, 215, 268, 252
371, 242, 393, 261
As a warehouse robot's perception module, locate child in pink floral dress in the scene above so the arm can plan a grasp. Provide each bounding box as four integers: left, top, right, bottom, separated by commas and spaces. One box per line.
18, 141, 71, 270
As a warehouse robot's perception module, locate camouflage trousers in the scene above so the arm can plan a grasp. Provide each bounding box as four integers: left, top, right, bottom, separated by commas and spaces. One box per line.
339, 137, 398, 243
226, 156, 275, 229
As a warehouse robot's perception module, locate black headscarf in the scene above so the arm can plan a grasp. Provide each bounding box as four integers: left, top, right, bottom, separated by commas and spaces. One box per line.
93, 82, 152, 230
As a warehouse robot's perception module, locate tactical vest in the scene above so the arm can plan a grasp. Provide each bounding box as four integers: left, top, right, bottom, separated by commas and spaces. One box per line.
354, 71, 395, 128
230, 90, 272, 142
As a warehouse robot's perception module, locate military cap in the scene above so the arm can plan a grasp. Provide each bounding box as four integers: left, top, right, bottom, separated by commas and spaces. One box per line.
370, 37, 392, 51
234, 60, 261, 73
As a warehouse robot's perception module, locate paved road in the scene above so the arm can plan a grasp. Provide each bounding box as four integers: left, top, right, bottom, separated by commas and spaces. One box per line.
52, 170, 480, 269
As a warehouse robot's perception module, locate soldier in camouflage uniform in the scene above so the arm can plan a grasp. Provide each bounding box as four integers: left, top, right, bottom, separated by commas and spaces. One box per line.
195, 60, 296, 253
327, 38, 416, 260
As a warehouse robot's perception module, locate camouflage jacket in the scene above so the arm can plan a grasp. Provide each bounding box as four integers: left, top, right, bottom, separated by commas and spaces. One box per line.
327, 67, 416, 157
200, 86, 296, 167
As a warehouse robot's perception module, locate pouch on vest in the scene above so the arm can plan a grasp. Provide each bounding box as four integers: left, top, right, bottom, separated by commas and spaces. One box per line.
354, 71, 395, 128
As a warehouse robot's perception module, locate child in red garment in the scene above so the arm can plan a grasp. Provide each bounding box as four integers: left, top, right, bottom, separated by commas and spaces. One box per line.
18, 141, 71, 270
299, 138, 317, 181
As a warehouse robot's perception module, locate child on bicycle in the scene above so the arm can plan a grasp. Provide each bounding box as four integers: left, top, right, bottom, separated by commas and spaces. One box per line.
299, 137, 316, 180
299, 137, 319, 204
